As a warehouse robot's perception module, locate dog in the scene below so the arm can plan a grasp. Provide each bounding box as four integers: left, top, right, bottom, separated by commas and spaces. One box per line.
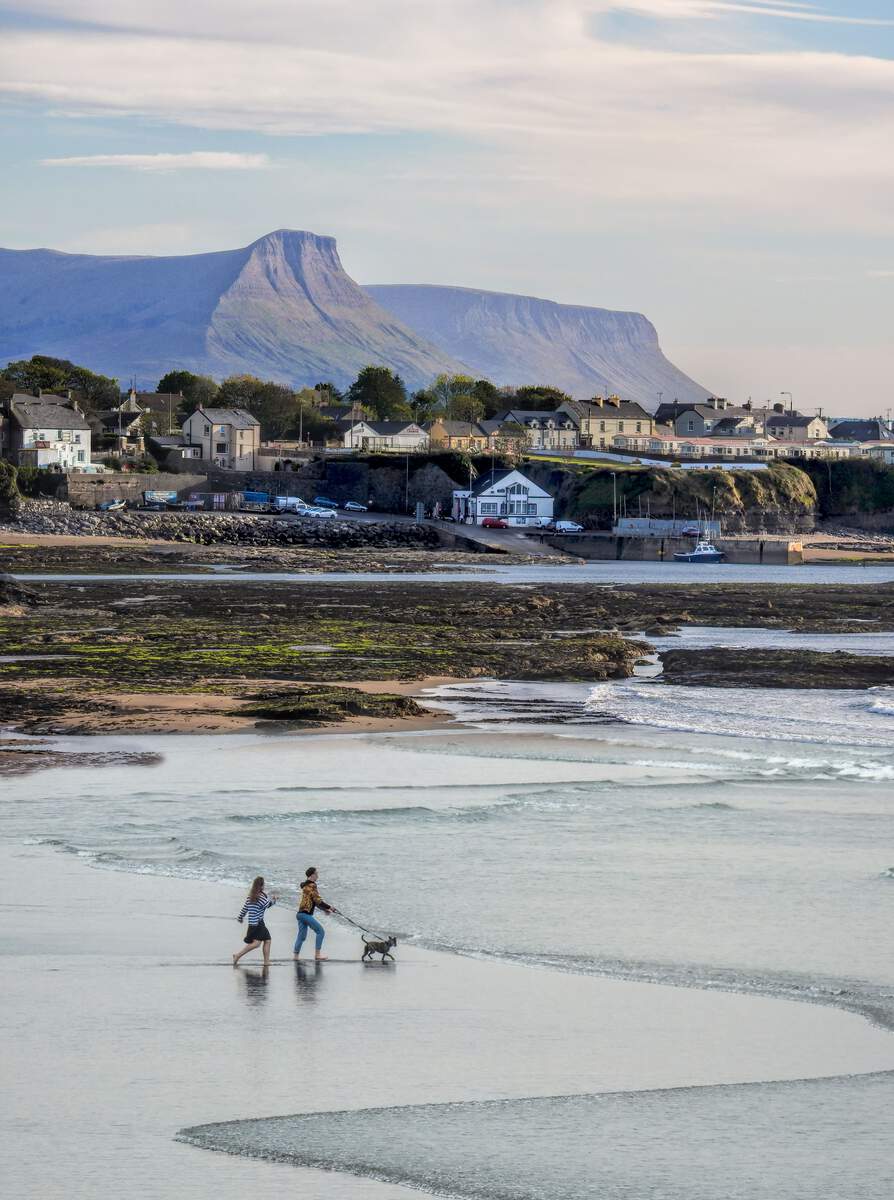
361, 934, 397, 962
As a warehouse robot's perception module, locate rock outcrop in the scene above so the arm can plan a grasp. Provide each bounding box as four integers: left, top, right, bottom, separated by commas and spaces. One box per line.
365, 284, 710, 408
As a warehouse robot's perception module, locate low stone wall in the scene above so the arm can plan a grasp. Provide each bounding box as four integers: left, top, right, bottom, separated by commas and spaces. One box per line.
64, 471, 207, 508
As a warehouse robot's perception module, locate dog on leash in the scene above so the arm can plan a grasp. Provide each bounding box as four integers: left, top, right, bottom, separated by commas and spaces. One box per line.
362, 934, 397, 962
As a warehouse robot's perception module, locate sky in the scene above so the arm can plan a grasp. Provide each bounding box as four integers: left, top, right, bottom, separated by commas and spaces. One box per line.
0, 0, 892, 414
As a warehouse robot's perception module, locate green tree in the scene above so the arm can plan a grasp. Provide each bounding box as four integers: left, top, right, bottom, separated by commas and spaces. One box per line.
313, 381, 345, 405
346, 366, 409, 421
445, 393, 485, 423
216, 375, 300, 439
0, 460, 22, 519
156, 370, 219, 416
471, 378, 502, 418
1, 355, 119, 411
409, 388, 438, 424
512, 385, 572, 410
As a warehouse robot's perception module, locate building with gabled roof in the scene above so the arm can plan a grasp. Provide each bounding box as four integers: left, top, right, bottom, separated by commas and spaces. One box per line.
182, 406, 261, 469
5, 393, 92, 469
452, 467, 554, 526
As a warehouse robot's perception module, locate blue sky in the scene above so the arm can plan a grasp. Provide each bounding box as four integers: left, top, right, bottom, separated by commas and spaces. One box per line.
0, 0, 892, 412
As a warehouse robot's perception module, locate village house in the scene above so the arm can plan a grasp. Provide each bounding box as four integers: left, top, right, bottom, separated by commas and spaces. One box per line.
426, 417, 526, 455
89, 395, 145, 458
559, 397, 653, 450
452, 467, 554, 526
4, 393, 92, 469
828, 418, 894, 442
131, 391, 185, 435
342, 420, 429, 452
665, 400, 766, 439
182, 407, 261, 469
764, 409, 829, 442
492, 409, 579, 451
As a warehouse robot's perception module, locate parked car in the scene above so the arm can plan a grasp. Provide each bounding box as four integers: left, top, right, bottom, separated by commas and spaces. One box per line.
313, 495, 339, 508
481, 517, 509, 529
343, 500, 368, 512
304, 507, 338, 519
528, 516, 554, 528
681, 525, 701, 537
553, 520, 584, 534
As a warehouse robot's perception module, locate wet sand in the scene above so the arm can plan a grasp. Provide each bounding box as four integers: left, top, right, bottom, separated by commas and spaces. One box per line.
2, 842, 893, 1199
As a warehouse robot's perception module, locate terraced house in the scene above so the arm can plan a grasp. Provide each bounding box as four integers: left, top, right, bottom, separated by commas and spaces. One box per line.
558, 397, 653, 449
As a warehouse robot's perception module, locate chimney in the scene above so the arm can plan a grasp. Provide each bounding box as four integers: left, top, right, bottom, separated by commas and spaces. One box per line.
743, 400, 752, 411
606, 395, 621, 408
591, 395, 604, 408
773, 402, 785, 414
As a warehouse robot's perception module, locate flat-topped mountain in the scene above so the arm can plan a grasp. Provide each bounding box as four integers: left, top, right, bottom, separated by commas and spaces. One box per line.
365, 284, 709, 408
0, 229, 710, 404
0, 230, 462, 391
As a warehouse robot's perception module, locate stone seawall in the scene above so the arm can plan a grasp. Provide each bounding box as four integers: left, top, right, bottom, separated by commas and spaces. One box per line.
64, 472, 207, 507
543, 534, 803, 564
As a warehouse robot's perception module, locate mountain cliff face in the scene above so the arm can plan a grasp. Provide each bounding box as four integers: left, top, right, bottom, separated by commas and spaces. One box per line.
0, 230, 710, 404
365, 284, 710, 408
0, 230, 462, 391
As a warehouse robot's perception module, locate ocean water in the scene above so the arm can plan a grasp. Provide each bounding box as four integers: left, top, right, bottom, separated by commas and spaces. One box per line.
4, 625, 894, 1197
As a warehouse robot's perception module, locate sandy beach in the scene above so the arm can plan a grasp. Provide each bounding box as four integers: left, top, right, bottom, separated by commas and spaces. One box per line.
3, 839, 893, 1199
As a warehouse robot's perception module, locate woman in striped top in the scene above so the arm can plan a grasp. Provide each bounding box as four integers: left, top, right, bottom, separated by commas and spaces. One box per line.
233, 876, 277, 966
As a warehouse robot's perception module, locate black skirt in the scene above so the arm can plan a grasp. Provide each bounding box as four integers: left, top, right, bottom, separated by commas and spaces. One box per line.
244, 921, 271, 944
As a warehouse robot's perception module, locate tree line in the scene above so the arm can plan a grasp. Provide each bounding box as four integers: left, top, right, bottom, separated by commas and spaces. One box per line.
1, 354, 580, 443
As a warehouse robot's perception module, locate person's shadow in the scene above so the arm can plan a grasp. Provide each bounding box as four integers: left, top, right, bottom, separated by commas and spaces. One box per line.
240, 965, 270, 1006
293, 961, 325, 1004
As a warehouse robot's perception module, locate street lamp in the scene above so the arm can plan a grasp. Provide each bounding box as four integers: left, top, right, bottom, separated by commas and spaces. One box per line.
780, 391, 793, 413
610, 471, 618, 526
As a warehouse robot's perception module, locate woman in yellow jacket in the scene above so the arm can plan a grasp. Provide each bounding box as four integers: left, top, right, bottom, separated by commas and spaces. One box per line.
293, 866, 335, 961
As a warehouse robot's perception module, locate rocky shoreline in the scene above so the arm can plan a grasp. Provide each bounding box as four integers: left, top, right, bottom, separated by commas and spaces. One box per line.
661, 648, 894, 689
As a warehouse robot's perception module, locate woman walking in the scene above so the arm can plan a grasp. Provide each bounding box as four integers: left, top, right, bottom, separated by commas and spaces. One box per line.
234, 876, 277, 966
293, 866, 335, 961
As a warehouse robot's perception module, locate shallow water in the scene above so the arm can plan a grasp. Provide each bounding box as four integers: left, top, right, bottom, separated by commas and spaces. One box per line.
14, 560, 894, 584
5, 626, 894, 1198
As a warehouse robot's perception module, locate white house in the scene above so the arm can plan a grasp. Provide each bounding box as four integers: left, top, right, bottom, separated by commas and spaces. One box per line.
343, 420, 429, 452
182, 407, 261, 469
493, 409, 579, 451
452, 468, 555, 526
7, 394, 92, 469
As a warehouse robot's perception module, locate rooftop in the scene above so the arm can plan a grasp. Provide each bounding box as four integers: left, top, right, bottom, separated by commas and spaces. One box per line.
10, 395, 91, 431
194, 407, 261, 429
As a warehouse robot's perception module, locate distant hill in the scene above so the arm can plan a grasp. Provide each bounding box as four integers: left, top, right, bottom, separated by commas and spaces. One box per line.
0, 230, 462, 391
0, 229, 710, 405
365, 284, 710, 409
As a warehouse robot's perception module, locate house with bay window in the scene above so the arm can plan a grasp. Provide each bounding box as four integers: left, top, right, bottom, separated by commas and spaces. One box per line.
452, 468, 554, 526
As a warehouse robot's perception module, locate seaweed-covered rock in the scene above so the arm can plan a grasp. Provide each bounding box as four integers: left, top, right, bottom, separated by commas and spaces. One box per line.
0, 461, 22, 519
661, 647, 894, 689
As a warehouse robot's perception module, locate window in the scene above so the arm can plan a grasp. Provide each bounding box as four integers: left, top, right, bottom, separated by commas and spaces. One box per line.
618, 422, 624, 432
599, 421, 605, 432
480, 502, 498, 514
203, 424, 211, 435
635, 422, 641, 433
215, 442, 227, 453
74, 433, 81, 443
57, 429, 63, 439
77, 450, 85, 462
687, 419, 694, 431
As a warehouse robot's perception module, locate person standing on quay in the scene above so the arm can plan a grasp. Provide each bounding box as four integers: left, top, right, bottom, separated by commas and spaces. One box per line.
294, 866, 334, 961
233, 876, 277, 966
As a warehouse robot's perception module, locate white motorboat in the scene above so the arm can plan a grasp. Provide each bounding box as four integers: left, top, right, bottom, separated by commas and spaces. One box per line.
673, 539, 725, 563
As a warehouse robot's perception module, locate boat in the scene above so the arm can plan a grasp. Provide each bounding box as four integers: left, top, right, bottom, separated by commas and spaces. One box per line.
673, 539, 725, 563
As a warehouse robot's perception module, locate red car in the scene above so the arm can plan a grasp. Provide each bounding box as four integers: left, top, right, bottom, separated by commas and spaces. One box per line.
481, 517, 509, 529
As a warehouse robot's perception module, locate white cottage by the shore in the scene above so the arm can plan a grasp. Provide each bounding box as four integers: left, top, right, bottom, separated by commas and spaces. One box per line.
453, 468, 554, 526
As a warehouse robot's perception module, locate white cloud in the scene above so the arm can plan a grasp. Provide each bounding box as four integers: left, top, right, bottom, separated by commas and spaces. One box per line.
1, 1, 893, 231
40, 151, 272, 171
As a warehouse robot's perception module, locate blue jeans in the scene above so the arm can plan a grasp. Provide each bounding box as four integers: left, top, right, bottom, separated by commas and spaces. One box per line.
294, 912, 324, 954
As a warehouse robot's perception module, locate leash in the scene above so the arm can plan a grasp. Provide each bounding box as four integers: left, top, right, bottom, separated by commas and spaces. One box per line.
332, 908, 393, 939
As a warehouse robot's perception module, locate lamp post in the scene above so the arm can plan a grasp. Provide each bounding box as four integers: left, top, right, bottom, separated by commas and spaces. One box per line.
781, 391, 793, 413
610, 471, 617, 527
